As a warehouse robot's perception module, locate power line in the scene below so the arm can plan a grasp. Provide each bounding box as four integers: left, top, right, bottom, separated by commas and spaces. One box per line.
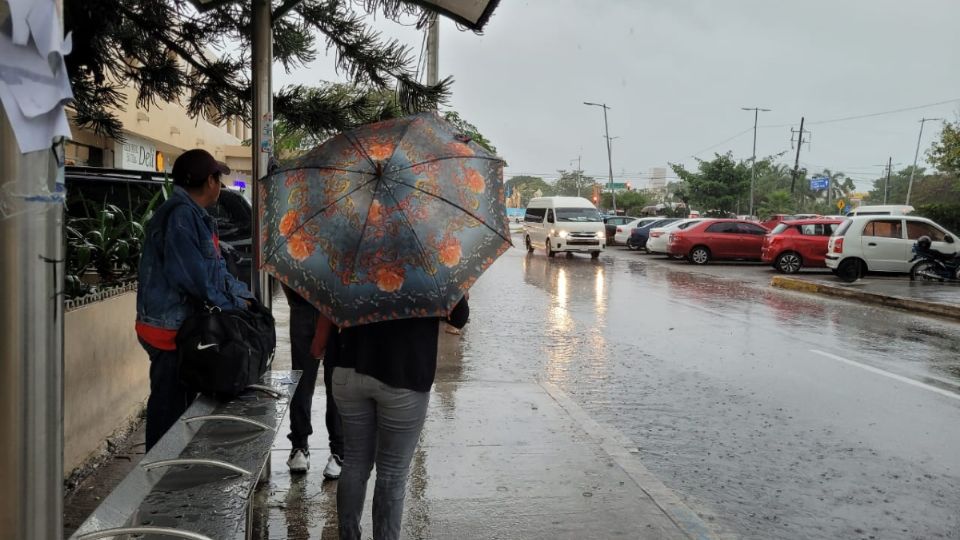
759, 97, 960, 129
680, 126, 754, 160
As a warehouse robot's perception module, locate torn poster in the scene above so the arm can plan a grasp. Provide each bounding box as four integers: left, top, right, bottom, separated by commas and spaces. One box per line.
0, 0, 73, 154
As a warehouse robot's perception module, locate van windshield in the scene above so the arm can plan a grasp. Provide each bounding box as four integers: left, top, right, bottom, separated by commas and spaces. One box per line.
556, 207, 602, 222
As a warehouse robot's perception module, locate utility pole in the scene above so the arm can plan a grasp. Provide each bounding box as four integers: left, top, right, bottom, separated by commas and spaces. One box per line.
570, 156, 582, 196
251, 0, 273, 308
789, 117, 809, 194
426, 13, 440, 86
905, 117, 942, 205
742, 106, 771, 217
584, 102, 617, 213
1, 2, 65, 538
884, 157, 892, 204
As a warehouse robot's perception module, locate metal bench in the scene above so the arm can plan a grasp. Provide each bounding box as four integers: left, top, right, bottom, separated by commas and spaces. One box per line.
69, 371, 301, 540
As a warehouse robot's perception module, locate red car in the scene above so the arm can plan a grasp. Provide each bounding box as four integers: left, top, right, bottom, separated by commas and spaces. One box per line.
759, 214, 796, 231
667, 219, 769, 264
761, 218, 844, 273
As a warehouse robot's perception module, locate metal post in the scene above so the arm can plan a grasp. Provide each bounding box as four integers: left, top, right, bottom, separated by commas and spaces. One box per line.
425, 14, 439, 86
742, 107, 770, 217
601, 106, 616, 214
0, 6, 65, 540
905, 117, 941, 206
251, 0, 273, 308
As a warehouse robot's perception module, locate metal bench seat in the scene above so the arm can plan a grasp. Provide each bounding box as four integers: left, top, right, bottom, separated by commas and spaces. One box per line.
70, 371, 301, 540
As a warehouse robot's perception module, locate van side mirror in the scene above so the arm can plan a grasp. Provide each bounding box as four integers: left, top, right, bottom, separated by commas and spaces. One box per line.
946, 235, 954, 244
547, 214, 555, 224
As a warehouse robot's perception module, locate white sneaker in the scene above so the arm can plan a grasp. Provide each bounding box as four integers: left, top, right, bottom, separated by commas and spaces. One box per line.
323, 454, 342, 480
287, 448, 310, 473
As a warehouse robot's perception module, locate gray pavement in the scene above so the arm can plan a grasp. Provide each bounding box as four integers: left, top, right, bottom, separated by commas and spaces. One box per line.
258, 297, 708, 539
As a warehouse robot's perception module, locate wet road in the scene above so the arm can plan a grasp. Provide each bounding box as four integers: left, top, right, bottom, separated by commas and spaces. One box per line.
459, 239, 960, 539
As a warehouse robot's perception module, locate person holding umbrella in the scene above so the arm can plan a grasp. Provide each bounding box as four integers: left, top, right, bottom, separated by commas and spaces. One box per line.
260, 113, 510, 539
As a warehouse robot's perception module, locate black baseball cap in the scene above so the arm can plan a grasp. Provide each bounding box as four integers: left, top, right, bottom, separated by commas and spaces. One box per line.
172, 149, 231, 187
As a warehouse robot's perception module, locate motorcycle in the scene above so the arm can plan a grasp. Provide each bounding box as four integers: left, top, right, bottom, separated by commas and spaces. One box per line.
909, 242, 960, 282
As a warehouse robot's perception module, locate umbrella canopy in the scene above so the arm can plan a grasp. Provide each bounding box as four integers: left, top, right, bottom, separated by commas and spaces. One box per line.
260, 112, 511, 327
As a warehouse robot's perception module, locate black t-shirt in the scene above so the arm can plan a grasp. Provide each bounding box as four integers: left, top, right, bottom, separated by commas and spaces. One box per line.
325, 299, 469, 392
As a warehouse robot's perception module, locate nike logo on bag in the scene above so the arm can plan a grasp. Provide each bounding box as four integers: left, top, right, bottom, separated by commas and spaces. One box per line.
197, 343, 218, 351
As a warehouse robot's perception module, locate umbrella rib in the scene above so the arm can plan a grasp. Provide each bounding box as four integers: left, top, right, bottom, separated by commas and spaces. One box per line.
344, 175, 384, 290
380, 183, 445, 306
342, 130, 377, 170
385, 178, 513, 245
389, 155, 504, 175
262, 175, 381, 265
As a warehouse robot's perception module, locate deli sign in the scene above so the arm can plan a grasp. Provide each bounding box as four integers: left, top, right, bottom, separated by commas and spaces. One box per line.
114, 135, 157, 171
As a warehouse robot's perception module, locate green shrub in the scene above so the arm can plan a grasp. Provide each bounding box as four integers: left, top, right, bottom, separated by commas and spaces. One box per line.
914, 204, 960, 233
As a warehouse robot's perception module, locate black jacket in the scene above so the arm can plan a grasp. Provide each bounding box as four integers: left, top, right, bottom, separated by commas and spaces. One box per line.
325, 299, 469, 392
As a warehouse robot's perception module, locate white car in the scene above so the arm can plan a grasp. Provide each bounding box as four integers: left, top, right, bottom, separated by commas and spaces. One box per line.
613, 217, 662, 246
646, 219, 703, 254
825, 215, 958, 281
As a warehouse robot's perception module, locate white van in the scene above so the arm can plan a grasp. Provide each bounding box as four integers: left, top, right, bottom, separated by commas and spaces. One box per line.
523, 196, 605, 258
845, 204, 914, 216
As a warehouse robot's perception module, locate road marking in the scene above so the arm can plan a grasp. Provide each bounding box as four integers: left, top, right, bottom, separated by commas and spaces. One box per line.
810, 349, 960, 401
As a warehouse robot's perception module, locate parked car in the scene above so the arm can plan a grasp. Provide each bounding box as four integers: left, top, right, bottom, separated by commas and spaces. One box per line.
523, 196, 606, 258
627, 218, 680, 251
825, 215, 957, 281
667, 219, 769, 264
646, 219, 703, 255
613, 217, 662, 246
603, 215, 639, 244
845, 204, 914, 217
65, 166, 255, 290
761, 218, 844, 273
759, 214, 797, 231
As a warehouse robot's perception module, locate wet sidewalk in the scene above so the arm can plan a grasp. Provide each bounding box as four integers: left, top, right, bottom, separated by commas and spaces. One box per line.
771, 274, 960, 321
259, 378, 709, 539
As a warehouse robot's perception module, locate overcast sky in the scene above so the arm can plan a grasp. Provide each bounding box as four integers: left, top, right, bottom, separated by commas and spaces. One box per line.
275, 0, 960, 191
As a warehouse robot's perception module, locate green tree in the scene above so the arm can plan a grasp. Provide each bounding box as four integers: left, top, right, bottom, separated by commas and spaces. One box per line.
506, 175, 554, 206
553, 169, 595, 197
599, 191, 650, 216
863, 166, 926, 205
670, 152, 752, 216
757, 190, 793, 218
65, 0, 452, 139
441, 111, 498, 156
928, 120, 960, 176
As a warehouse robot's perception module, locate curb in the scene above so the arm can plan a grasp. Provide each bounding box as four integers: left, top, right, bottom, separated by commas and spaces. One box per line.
770, 275, 960, 321
540, 382, 718, 540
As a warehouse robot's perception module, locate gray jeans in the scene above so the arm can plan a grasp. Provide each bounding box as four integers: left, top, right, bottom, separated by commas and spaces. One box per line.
331, 367, 430, 540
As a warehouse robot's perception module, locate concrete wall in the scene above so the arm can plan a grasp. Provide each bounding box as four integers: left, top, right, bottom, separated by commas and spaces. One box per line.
64, 291, 148, 478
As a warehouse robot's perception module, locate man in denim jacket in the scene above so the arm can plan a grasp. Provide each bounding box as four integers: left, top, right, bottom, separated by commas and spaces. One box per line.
136, 149, 254, 450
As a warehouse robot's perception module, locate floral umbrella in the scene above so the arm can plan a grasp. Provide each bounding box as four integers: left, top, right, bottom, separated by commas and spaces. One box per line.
259, 112, 511, 327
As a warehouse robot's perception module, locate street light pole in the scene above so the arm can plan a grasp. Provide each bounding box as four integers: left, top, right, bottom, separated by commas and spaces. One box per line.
742, 107, 771, 217
570, 156, 582, 196
584, 102, 616, 213
905, 117, 942, 205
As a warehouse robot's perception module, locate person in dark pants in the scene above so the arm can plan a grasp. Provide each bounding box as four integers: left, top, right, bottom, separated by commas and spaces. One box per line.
283, 284, 344, 478
328, 296, 469, 540
135, 149, 254, 451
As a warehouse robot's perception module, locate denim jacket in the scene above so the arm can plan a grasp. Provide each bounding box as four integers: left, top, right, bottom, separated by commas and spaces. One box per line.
136, 186, 254, 330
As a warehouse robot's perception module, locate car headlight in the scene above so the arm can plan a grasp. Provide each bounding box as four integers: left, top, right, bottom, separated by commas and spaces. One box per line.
558, 230, 568, 239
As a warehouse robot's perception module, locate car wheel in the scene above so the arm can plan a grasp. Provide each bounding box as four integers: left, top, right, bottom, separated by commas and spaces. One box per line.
910, 261, 943, 282
625, 239, 635, 250
546, 240, 555, 258
836, 259, 862, 283
525, 235, 534, 253
775, 251, 803, 274
689, 246, 711, 265
591, 251, 600, 259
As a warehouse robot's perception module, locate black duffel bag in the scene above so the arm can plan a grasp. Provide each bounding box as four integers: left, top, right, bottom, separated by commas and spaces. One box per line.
175, 298, 276, 399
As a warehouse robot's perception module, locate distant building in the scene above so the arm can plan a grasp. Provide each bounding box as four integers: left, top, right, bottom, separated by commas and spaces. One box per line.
648, 167, 667, 190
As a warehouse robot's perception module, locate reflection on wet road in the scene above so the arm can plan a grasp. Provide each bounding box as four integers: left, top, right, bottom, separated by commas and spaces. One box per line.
463, 243, 960, 539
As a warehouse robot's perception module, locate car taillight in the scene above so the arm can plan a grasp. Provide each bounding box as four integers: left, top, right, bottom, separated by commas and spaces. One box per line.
616, 227, 623, 233
651, 231, 662, 238
832, 238, 844, 253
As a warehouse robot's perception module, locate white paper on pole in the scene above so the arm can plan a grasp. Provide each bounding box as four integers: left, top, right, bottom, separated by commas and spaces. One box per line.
0, 0, 74, 154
